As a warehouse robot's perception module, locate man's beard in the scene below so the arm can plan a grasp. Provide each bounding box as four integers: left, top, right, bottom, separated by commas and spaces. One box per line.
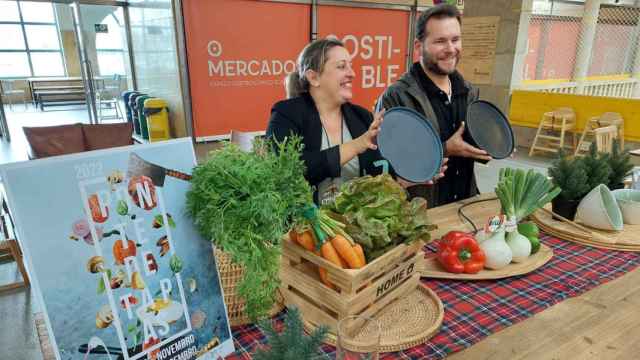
421, 49, 459, 76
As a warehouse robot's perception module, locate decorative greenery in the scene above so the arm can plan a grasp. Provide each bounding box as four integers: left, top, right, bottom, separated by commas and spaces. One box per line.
253, 307, 328, 360
548, 150, 590, 201
580, 142, 612, 192
186, 136, 312, 320
607, 139, 633, 188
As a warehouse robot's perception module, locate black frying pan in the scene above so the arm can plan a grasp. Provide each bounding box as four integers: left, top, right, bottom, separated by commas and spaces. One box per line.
465, 100, 515, 159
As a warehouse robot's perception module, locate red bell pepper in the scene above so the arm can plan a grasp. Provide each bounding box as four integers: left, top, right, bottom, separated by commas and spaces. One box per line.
437, 231, 486, 274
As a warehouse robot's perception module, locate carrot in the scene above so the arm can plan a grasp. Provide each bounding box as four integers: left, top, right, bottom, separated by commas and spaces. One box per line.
288, 229, 298, 243
321, 242, 346, 269
314, 249, 337, 289
331, 235, 362, 269
296, 230, 315, 251
317, 267, 335, 290
352, 243, 367, 268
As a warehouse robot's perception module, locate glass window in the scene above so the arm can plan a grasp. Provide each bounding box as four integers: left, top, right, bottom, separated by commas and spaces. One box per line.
95, 16, 124, 50
0, 1, 20, 22
0, 52, 30, 77
24, 24, 60, 50
0, 24, 26, 50
97, 51, 125, 76
19, 1, 54, 23
30, 52, 64, 76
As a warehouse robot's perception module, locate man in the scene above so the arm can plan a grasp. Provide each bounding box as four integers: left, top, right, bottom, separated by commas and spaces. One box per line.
378, 4, 491, 208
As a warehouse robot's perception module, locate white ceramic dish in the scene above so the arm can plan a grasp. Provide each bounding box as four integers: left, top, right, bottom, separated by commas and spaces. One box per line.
576, 184, 624, 231
612, 189, 640, 225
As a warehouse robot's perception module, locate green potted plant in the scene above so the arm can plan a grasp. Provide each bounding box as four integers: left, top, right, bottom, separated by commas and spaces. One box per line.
186, 137, 312, 321
548, 150, 590, 220
580, 142, 612, 192
607, 139, 633, 190
253, 307, 328, 360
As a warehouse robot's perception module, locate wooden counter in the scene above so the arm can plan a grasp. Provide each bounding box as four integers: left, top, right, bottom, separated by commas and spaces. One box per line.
428, 193, 640, 359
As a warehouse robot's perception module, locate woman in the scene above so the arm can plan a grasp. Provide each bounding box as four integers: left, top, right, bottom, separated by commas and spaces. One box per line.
268, 39, 444, 204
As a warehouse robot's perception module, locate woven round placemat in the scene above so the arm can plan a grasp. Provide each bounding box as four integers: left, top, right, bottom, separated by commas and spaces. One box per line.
305, 284, 444, 353
531, 208, 640, 252
214, 248, 284, 326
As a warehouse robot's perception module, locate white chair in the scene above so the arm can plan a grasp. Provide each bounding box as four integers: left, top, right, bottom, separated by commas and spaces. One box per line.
594, 125, 618, 154
1, 80, 27, 111
96, 74, 124, 122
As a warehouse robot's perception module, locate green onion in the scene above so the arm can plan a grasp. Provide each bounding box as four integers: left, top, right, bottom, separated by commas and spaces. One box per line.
496, 168, 561, 221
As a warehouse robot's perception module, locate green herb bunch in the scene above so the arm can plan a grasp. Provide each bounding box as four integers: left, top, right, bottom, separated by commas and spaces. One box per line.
607, 139, 633, 188
254, 307, 328, 360
186, 136, 312, 320
548, 150, 590, 201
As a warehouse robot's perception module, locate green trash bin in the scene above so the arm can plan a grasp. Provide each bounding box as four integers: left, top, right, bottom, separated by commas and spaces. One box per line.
135, 95, 152, 140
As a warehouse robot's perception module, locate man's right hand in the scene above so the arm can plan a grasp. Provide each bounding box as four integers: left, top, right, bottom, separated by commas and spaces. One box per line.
445, 122, 492, 161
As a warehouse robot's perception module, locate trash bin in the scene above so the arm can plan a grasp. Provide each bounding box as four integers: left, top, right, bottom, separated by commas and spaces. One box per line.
121, 91, 139, 124
135, 95, 152, 139
143, 98, 170, 142
129, 93, 147, 136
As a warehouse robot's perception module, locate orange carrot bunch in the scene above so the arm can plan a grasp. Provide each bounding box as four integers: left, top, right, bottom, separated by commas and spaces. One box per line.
291, 229, 366, 290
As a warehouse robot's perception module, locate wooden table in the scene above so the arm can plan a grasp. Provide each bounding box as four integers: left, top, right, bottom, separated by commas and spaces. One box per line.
428, 193, 640, 359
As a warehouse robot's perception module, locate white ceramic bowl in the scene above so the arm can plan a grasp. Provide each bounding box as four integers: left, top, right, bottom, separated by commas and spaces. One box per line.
576, 184, 624, 231
612, 189, 640, 225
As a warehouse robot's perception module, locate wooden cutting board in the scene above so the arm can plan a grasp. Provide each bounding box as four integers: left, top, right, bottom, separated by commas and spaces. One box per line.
530, 206, 640, 252
419, 244, 553, 280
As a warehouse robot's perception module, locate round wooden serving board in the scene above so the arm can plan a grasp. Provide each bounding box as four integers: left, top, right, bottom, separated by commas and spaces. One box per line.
418, 244, 553, 280
531, 207, 640, 252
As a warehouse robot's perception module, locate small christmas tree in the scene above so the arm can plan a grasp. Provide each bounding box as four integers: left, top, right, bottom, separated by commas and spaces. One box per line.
548, 150, 590, 201
579, 143, 612, 191
254, 307, 328, 360
607, 139, 633, 189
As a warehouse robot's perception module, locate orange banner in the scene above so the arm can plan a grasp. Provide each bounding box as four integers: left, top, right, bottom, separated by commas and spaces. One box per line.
318, 6, 410, 111
182, 0, 310, 140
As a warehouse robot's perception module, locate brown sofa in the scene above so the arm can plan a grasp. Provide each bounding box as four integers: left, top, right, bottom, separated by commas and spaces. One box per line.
23, 122, 134, 159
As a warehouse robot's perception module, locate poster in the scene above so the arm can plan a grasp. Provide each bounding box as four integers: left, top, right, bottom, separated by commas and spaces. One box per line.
318, 5, 410, 111
182, 0, 310, 141
0, 139, 234, 360
457, 16, 500, 85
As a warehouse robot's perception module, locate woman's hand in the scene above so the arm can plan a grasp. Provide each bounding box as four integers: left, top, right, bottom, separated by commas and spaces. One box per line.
355, 109, 385, 153
396, 157, 449, 188
340, 109, 385, 166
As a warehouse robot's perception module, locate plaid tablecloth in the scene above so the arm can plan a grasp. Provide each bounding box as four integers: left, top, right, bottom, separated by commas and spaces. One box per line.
227, 236, 640, 359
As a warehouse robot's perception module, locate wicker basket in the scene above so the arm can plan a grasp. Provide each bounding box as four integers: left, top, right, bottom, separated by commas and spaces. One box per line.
214, 248, 284, 326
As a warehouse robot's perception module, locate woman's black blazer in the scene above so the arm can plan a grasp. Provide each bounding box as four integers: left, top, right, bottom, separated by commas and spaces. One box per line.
266, 93, 390, 191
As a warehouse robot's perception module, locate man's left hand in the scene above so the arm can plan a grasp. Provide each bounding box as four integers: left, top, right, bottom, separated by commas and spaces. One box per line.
445, 122, 492, 161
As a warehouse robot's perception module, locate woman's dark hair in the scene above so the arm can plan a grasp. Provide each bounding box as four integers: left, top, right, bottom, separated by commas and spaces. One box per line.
286, 38, 344, 98
416, 4, 461, 42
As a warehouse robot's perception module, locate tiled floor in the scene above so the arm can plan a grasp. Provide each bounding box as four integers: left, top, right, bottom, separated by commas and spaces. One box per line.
0, 261, 42, 360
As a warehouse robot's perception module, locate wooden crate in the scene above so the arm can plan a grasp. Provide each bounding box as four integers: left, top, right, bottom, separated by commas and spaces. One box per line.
279, 236, 423, 333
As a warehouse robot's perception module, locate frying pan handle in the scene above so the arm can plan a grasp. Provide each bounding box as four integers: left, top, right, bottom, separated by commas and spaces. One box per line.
165, 169, 192, 181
